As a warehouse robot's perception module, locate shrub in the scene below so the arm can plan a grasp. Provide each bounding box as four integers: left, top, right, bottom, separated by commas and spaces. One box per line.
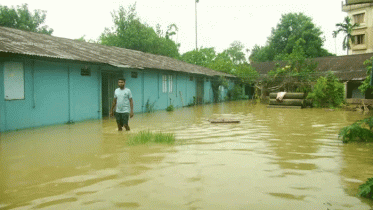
127, 130, 175, 145
307, 71, 345, 108
338, 116, 373, 143
227, 84, 244, 100
166, 104, 174, 111
358, 177, 373, 199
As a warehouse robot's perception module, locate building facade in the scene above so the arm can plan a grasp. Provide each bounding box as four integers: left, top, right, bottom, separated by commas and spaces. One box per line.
342, 0, 373, 54
0, 26, 234, 132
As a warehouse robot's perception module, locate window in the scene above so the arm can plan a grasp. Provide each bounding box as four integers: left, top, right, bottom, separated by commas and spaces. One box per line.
162, 74, 173, 93
353, 34, 365, 45
4, 62, 24, 100
81, 66, 91, 76
190, 76, 194, 81
162, 75, 167, 93
353, 13, 365, 24
168, 75, 173, 93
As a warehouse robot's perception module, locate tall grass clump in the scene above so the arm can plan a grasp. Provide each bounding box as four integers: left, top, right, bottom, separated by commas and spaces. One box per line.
338, 116, 373, 143
127, 130, 175, 145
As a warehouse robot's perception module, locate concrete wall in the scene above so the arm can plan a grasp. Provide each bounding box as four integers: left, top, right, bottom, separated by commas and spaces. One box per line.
1, 57, 226, 132
343, 3, 373, 54
1, 58, 101, 132
122, 70, 213, 112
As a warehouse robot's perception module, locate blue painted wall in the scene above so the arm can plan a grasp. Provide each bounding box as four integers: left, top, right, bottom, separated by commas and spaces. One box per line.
1, 58, 101, 132
0, 62, 5, 131
1, 57, 231, 132
122, 70, 212, 112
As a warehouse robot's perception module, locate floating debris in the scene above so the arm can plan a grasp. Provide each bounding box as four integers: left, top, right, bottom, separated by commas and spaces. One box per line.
209, 119, 240, 123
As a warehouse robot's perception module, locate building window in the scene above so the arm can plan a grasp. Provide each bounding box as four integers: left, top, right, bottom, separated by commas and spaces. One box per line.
353, 13, 365, 24
353, 34, 365, 45
162, 75, 173, 93
81, 66, 91, 76
4, 62, 24, 100
131, 71, 138, 78
190, 76, 194, 81
162, 75, 167, 93
168, 75, 173, 93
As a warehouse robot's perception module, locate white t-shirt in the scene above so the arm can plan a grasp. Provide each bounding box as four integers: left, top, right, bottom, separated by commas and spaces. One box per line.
114, 88, 132, 113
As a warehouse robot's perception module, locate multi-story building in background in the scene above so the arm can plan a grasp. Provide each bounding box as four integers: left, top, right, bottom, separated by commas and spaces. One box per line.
342, 0, 373, 54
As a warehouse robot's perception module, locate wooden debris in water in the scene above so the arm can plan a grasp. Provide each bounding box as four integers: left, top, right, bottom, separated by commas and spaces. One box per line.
209, 119, 240, 123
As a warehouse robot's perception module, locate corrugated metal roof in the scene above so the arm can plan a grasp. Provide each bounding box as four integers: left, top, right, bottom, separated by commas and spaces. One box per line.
0, 26, 233, 77
251, 53, 373, 81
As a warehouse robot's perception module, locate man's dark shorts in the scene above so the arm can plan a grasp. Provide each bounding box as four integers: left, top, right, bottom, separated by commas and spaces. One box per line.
115, 112, 129, 127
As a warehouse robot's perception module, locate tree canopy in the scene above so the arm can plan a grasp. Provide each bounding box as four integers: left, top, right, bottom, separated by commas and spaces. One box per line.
249, 13, 333, 63
0, 4, 53, 35
180, 41, 258, 84
99, 3, 180, 58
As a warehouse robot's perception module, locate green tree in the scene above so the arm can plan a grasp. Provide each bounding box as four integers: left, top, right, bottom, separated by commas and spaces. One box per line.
180, 47, 216, 67
359, 56, 373, 94
223, 41, 247, 65
249, 45, 271, 63
307, 71, 345, 108
258, 39, 318, 94
0, 3, 53, 34
333, 16, 359, 55
99, 3, 180, 58
249, 13, 333, 62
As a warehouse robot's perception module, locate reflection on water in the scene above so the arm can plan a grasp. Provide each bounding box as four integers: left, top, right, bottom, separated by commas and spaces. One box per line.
1, 101, 373, 209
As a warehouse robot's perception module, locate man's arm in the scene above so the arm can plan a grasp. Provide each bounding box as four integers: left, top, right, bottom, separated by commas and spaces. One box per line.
129, 98, 134, 118
110, 98, 117, 117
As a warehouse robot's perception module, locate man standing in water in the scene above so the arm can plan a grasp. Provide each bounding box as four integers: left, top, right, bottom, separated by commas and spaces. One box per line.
110, 78, 134, 131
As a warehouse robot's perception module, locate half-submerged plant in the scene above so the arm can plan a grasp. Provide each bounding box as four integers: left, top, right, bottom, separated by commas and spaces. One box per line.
338, 116, 373, 143
166, 104, 174, 111
358, 177, 373, 199
145, 98, 156, 113
127, 130, 175, 145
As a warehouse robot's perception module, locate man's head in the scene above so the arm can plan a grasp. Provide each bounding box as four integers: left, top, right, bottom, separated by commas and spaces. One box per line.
118, 78, 126, 89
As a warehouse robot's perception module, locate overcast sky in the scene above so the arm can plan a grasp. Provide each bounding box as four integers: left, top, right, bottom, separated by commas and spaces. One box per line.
2, 0, 348, 57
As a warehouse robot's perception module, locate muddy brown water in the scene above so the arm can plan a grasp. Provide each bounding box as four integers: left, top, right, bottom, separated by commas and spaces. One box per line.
1, 101, 373, 210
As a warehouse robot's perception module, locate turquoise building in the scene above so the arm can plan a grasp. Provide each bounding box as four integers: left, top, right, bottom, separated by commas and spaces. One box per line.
0, 26, 234, 132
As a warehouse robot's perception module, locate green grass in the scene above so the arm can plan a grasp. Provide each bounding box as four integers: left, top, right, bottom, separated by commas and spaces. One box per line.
127, 130, 176, 145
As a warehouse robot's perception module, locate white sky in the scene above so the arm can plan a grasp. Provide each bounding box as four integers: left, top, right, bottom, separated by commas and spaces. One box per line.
2, 0, 347, 57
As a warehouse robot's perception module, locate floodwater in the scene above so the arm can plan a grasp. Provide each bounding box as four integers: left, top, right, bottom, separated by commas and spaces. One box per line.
1, 101, 373, 210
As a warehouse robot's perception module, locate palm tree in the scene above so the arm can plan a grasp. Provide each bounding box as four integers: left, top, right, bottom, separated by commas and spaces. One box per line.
333, 16, 359, 55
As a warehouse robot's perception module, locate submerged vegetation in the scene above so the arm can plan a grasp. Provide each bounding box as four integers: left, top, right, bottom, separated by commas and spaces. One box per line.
166, 104, 174, 111
358, 178, 373, 199
338, 116, 373, 143
127, 130, 175, 145
307, 72, 345, 108
145, 99, 156, 113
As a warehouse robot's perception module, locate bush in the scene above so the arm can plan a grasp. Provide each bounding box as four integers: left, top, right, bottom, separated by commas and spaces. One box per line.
338, 116, 373, 143
358, 177, 373, 199
307, 71, 345, 108
127, 130, 175, 145
166, 104, 174, 111
227, 84, 244, 100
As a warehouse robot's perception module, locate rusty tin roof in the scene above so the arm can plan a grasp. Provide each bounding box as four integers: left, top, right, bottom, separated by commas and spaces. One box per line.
0, 26, 233, 78
251, 53, 373, 81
